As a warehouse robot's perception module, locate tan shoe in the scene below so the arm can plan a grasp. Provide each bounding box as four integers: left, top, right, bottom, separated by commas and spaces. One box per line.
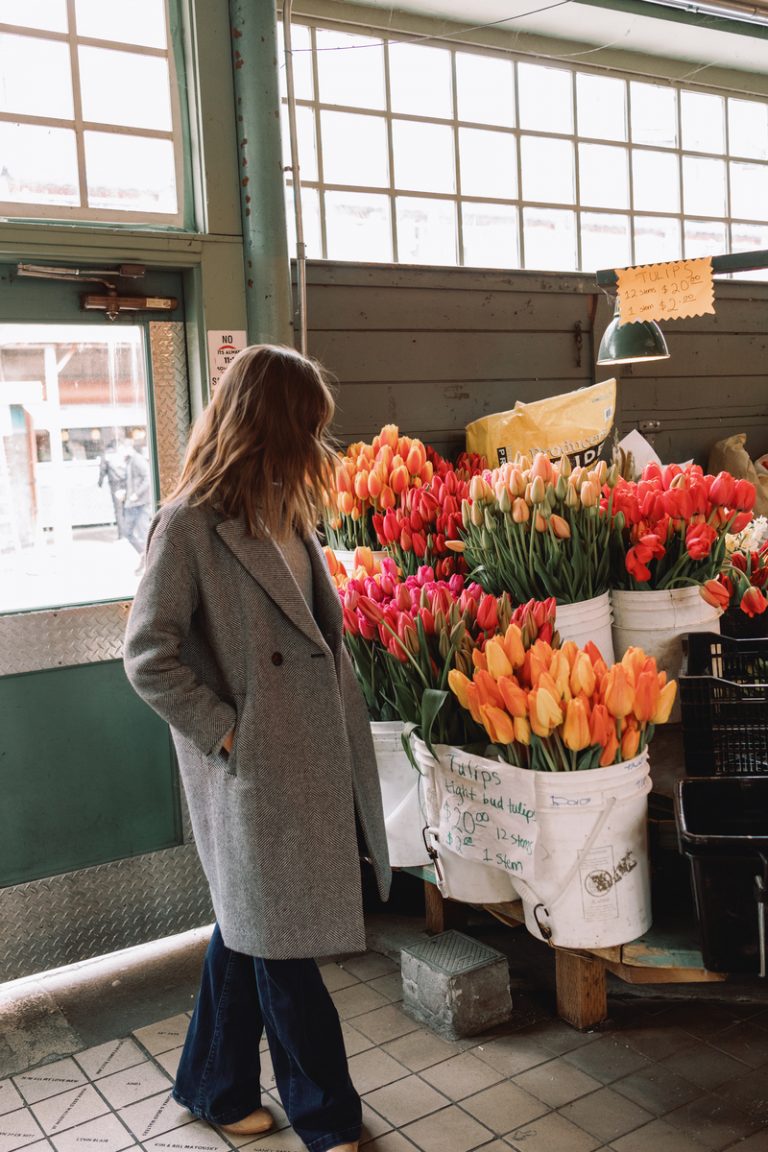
218, 1107, 273, 1136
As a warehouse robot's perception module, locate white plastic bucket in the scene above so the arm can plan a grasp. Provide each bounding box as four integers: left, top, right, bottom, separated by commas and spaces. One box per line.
556, 592, 615, 664
371, 721, 431, 867
333, 548, 387, 575
611, 587, 721, 721
522, 750, 652, 948
411, 738, 520, 904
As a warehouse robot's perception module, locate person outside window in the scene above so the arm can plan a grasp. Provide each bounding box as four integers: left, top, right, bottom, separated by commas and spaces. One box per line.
123, 344, 390, 1152
123, 439, 152, 569
97, 439, 128, 539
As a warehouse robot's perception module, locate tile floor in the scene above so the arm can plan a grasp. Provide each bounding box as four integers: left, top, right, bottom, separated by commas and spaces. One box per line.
3, 947, 768, 1152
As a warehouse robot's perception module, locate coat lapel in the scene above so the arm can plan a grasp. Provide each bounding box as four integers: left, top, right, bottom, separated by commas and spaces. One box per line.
216, 518, 328, 649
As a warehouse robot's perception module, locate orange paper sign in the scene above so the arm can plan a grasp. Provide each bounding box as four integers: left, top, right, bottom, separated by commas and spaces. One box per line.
617, 257, 715, 323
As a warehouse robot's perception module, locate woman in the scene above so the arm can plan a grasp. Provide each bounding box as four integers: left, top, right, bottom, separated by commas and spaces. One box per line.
124, 344, 391, 1152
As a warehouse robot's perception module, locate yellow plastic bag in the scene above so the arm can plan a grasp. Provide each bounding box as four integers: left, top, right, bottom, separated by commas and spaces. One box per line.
466, 379, 617, 468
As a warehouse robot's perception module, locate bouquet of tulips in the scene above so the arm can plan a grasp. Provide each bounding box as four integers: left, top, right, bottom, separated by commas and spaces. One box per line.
458, 452, 614, 604
449, 638, 676, 772
701, 516, 768, 625
324, 425, 434, 550
373, 471, 470, 579
329, 550, 556, 744
607, 463, 756, 592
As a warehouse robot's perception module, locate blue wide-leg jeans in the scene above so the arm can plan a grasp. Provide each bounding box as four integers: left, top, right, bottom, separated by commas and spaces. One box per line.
173, 925, 362, 1152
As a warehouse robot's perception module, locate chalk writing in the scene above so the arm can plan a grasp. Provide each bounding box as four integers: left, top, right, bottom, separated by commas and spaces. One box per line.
617, 257, 714, 323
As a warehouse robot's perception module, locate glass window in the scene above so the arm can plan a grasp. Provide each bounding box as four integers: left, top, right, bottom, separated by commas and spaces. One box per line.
326, 191, 392, 261
521, 136, 574, 204
684, 219, 727, 258
393, 120, 455, 195
463, 202, 519, 268
285, 185, 323, 258
681, 91, 724, 154
0, 325, 154, 614
459, 128, 517, 199
1, 0, 67, 31
631, 82, 677, 147
79, 47, 173, 132
683, 156, 726, 218
518, 63, 573, 134
85, 133, 177, 214
632, 150, 680, 213
321, 111, 388, 187
579, 144, 629, 209
316, 29, 385, 110
523, 207, 577, 271
74, 0, 167, 48
456, 52, 515, 127
730, 162, 768, 222
278, 22, 313, 101
389, 43, 453, 119
634, 216, 682, 265
281, 104, 318, 182
577, 74, 626, 141
0, 122, 79, 205
0, 33, 73, 119
397, 197, 457, 264
728, 98, 768, 161
580, 213, 631, 273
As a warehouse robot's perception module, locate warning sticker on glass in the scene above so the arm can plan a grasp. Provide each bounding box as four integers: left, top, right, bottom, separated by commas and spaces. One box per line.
617, 257, 715, 323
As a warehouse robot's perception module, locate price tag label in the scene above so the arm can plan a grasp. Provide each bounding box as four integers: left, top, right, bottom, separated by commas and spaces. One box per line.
207, 330, 247, 391
617, 257, 715, 323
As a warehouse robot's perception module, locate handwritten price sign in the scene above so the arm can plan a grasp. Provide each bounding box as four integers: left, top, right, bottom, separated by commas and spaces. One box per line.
617, 257, 715, 323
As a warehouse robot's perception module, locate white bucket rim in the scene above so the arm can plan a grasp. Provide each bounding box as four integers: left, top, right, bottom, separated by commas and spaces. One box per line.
610, 586, 711, 606
556, 591, 612, 617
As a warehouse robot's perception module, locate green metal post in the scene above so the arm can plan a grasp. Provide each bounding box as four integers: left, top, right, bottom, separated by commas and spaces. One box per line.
228, 0, 293, 347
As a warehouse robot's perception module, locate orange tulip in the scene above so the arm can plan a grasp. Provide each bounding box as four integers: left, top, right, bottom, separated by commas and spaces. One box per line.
621, 718, 641, 760
406, 442, 426, 475
378, 485, 396, 509
560, 640, 579, 668
379, 423, 399, 449
480, 704, 515, 745
530, 452, 554, 484
570, 650, 596, 698
323, 546, 339, 577
563, 697, 591, 751
589, 702, 612, 747
336, 465, 353, 493
465, 683, 483, 725
353, 546, 374, 573
485, 637, 513, 681
599, 726, 620, 767
353, 471, 369, 501
550, 514, 571, 540
338, 490, 355, 515
651, 679, 677, 724
472, 648, 488, 672
367, 470, 382, 499
474, 668, 505, 709
514, 715, 531, 745
534, 513, 548, 533
448, 669, 472, 710
549, 650, 572, 701
503, 623, 526, 668
621, 646, 647, 686
633, 668, 660, 724
604, 665, 636, 719
512, 497, 530, 524
528, 685, 563, 736
390, 464, 410, 495
498, 675, 528, 718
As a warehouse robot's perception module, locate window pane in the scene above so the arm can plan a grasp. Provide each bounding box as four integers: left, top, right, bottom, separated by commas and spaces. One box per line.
85, 132, 177, 213
518, 63, 573, 133
459, 128, 516, 198
278, 23, 313, 101
456, 51, 514, 127
281, 104, 317, 182
321, 111, 388, 187
462, 202, 519, 268
75, 0, 166, 48
731, 222, 768, 281
0, 34, 73, 119
684, 219, 726, 259
631, 82, 677, 147
0, 325, 152, 612
0, 122, 79, 205
79, 47, 172, 131
681, 91, 724, 154
397, 197, 457, 265
728, 98, 768, 161
523, 207, 576, 271
580, 213, 631, 273
393, 120, 454, 194
521, 136, 574, 204
285, 185, 322, 258
579, 144, 629, 209
326, 191, 392, 261
730, 162, 768, 221
0, 0, 67, 31
577, 74, 626, 141
683, 156, 726, 217
389, 43, 452, 119
634, 216, 682, 264
316, 29, 385, 110
632, 150, 679, 212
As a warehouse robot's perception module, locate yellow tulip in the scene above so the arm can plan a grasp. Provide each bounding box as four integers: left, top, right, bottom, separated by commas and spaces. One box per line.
485, 637, 513, 681
503, 623, 525, 668
563, 697, 592, 751
514, 715, 531, 745
529, 685, 563, 734
549, 650, 573, 701
560, 639, 579, 668
651, 679, 678, 724
448, 669, 472, 710
621, 646, 647, 686
570, 650, 596, 698
480, 704, 515, 745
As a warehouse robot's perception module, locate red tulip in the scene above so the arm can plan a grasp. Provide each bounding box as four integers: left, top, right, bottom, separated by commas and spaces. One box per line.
741, 586, 768, 617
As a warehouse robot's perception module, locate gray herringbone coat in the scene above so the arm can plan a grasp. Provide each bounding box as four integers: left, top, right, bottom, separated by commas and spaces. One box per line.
124, 499, 391, 959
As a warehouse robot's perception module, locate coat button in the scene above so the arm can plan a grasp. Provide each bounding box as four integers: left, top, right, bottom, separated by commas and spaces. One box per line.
271, 652, 283, 666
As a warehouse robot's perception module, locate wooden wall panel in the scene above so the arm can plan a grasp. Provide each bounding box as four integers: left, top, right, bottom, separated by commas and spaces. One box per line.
302, 261, 768, 465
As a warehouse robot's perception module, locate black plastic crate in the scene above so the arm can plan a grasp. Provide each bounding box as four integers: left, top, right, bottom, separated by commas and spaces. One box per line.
679, 632, 768, 776
675, 777, 768, 973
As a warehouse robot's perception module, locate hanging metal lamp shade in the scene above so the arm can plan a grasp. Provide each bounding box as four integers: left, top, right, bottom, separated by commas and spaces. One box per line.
597, 301, 670, 366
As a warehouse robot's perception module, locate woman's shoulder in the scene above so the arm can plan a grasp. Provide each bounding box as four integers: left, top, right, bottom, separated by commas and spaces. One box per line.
152, 498, 219, 546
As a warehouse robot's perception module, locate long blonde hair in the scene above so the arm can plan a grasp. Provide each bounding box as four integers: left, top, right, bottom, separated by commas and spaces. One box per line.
169, 344, 336, 540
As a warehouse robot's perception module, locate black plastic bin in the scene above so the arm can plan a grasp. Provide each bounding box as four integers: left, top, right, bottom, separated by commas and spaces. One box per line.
675, 776, 768, 973
679, 632, 768, 776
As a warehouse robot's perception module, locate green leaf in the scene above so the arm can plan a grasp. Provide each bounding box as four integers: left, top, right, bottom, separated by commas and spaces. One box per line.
400, 722, 421, 773
420, 688, 449, 757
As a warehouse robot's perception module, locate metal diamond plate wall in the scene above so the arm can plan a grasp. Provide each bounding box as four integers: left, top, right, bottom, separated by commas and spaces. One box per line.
0, 843, 213, 982
150, 321, 190, 501
0, 601, 131, 676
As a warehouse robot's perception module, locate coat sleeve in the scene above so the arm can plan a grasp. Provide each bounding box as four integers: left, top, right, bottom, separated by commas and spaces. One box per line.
123, 518, 237, 757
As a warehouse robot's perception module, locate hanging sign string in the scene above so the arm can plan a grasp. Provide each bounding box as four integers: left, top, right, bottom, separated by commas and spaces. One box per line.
616, 256, 715, 324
